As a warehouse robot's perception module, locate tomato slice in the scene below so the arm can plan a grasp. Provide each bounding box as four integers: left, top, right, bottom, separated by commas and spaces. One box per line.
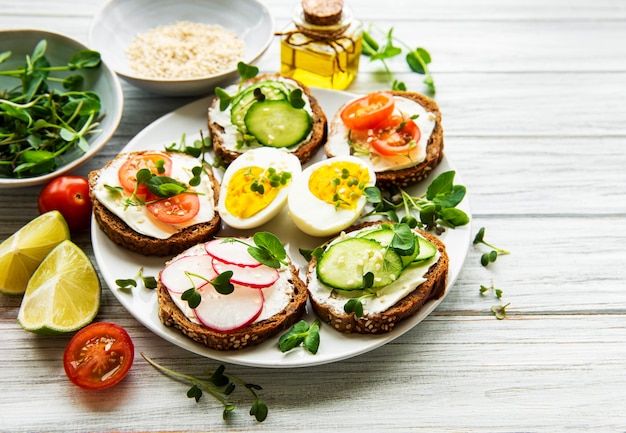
63, 322, 134, 391
368, 116, 422, 157
340, 92, 395, 130
146, 193, 200, 224
118, 153, 173, 195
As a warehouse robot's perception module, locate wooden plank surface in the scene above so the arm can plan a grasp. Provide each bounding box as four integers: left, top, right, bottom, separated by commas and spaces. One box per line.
1, 0, 625, 432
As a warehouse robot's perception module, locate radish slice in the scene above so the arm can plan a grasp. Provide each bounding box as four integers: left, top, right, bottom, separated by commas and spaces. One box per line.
205, 238, 261, 267
160, 254, 216, 294
212, 257, 279, 289
193, 283, 264, 332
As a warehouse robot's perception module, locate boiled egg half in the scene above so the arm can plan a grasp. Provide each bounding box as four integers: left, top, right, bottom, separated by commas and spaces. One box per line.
287, 156, 376, 237
218, 147, 302, 229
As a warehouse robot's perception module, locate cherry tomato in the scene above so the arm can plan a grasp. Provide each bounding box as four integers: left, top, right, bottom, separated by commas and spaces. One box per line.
38, 175, 92, 231
63, 322, 134, 391
369, 116, 421, 157
118, 153, 172, 195
146, 193, 200, 224
340, 92, 395, 130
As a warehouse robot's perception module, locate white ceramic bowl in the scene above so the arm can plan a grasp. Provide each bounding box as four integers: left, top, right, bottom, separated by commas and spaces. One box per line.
0, 29, 124, 188
89, 0, 274, 96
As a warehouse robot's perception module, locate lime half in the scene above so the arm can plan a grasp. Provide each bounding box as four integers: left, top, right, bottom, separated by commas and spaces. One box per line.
17, 240, 101, 335
0, 211, 70, 295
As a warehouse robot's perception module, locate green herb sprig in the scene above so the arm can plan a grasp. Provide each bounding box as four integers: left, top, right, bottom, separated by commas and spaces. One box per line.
479, 280, 502, 299
473, 227, 510, 266
362, 24, 435, 94
278, 320, 321, 354
491, 303, 510, 320
225, 232, 288, 269
115, 267, 157, 291
214, 62, 259, 111
181, 270, 234, 309
141, 353, 268, 422
362, 170, 470, 233
0, 39, 103, 178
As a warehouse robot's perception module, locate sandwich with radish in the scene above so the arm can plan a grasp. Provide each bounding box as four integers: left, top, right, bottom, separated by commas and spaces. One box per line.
156, 232, 307, 350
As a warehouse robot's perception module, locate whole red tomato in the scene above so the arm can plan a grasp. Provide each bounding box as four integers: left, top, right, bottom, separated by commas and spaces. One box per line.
38, 175, 93, 231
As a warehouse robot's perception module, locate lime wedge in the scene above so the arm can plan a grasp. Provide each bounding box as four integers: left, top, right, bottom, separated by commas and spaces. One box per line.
17, 240, 101, 335
0, 210, 71, 295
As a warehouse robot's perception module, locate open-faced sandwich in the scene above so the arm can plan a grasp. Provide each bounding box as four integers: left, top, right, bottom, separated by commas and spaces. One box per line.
156, 234, 308, 350
306, 221, 448, 334
325, 90, 444, 188
208, 73, 327, 166
89, 150, 221, 256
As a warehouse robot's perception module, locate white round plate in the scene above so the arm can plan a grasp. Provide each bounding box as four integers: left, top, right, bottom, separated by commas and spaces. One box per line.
91, 89, 472, 368
89, 0, 274, 96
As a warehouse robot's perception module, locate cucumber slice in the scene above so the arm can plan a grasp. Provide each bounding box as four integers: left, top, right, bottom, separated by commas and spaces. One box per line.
361, 227, 420, 267
316, 238, 403, 290
244, 100, 312, 148
413, 236, 437, 262
230, 81, 290, 128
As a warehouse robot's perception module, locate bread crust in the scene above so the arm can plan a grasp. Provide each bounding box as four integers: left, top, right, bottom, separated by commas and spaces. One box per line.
89, 151, 222, 257
157, 258, 308, 351
325, 91, 444, 189
306, 222, 448, 334
208, 73, 327, 166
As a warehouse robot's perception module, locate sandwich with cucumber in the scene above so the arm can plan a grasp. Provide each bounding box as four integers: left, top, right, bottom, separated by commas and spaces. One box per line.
208, 73, 327, 166
306, 221, 448, 334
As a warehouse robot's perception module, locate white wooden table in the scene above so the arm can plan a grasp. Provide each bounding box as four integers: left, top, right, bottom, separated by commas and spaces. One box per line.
1, 1, 625, 431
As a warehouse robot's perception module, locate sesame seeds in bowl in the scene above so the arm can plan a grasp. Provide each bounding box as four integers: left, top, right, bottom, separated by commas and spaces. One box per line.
89, 0, 274, 96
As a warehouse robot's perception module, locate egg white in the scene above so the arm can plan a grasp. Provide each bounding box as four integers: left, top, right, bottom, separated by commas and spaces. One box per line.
218, 147, 302, 229
287, 156, 376, 237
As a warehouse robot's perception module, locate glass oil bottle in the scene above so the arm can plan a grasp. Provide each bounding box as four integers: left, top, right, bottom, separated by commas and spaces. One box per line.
279, 0, 362, 90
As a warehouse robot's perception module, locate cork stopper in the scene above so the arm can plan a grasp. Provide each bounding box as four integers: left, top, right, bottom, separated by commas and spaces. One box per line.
302, 0, 344, 26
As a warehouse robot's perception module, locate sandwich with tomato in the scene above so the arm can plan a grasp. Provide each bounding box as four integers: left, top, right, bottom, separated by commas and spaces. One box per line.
325, 91, 444, 188
89, 150, 221, 256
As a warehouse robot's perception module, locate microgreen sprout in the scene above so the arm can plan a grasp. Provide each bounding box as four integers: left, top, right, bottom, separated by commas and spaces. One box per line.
0, 39, 104, 178
224, 232, 288, 269
479, 280, 503, 299
362, 171, 470, 233
215, 61, 259, 111
361, 24, 435, 94
181, 270, 234, 309
164, 130, 212, 159
343, 272, 377, 318
278, 319, 321, 354
246, 166, 292, 195
115, 267, 157, 291
473, 227, 510, 266
141, 353, 268, 422
491, 303, 510, 320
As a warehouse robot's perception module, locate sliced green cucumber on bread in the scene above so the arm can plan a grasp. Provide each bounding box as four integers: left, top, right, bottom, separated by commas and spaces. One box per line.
208, 73, 327, 166
306, 221, 448, 334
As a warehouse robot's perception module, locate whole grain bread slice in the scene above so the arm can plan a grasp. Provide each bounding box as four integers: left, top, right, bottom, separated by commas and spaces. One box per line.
157, 258, 308, 351
208, 73, 327, 166
89, 151, 222, 257
325, 91, 444, 189
306, 221, 448, 334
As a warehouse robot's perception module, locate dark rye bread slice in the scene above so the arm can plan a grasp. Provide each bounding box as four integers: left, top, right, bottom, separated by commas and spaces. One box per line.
208, 73, 327, 166
88, 151, 221, 257
325, 91, 444, 189
306, 222, 448, 334
157, 259, 308, 351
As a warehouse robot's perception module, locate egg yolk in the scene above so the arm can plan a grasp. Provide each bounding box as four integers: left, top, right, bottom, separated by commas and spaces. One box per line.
308, 161, 370, 210
225, 166, 291, 218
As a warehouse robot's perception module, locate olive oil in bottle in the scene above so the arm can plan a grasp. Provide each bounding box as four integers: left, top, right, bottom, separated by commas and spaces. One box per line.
279, 0, 362, 90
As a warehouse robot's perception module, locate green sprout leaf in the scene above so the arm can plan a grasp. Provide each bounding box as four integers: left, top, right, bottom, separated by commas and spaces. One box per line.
278, 320, 321, 354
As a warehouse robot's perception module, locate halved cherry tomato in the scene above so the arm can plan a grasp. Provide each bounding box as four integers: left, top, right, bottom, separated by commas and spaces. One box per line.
38, 175, 92, 231
146, 192, 200, 224
118, 153, 173, 195
340, 92, 395, 130
367, 115, 421, 157
63, 322, 134, 391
